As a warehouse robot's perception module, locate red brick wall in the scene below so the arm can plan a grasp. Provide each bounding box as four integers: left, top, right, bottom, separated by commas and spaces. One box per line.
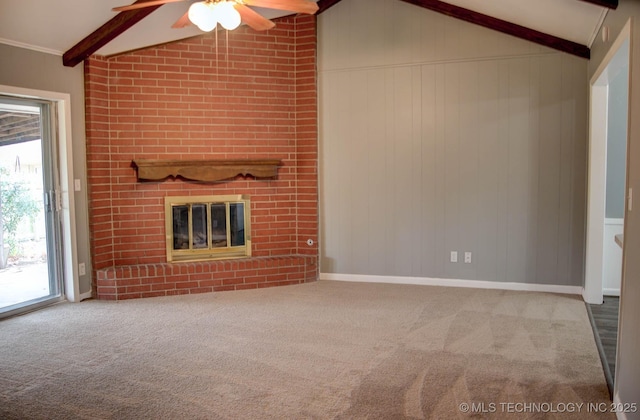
85, 15, 318, 300
294, 16, 318, 257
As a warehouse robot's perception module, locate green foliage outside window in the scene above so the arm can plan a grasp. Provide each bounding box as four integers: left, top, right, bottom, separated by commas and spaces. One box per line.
0, 166, 40, 257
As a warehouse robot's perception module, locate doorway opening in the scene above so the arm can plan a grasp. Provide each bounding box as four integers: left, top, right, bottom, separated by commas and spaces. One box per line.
0, 96, 64, 317
585, 20, 631, 395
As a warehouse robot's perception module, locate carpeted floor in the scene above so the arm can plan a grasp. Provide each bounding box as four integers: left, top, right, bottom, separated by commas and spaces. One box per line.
0, 281, 612, 419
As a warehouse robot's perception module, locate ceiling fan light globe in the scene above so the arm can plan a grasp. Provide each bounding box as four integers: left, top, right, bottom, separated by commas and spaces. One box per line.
197, 22, 217, 32
197, 3, 218, 32
197, 17, 218, 32
217, 1, 241, 31
188, 1, 209, 26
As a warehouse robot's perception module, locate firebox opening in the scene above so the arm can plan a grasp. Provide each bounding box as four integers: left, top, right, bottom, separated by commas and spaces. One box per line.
165, 195, 251, 262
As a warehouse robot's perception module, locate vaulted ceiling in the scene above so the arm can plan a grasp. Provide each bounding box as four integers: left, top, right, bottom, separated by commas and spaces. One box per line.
0, 0, 616, 67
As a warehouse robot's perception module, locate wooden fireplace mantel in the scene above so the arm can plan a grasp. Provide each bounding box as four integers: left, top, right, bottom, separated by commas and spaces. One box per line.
131, 159, 282, 182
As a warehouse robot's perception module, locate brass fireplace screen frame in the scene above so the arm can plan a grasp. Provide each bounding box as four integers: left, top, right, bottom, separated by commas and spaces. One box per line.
165, 195, 251, 262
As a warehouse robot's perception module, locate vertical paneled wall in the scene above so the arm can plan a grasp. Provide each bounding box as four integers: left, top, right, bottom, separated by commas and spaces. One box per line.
318, 0, 588, 286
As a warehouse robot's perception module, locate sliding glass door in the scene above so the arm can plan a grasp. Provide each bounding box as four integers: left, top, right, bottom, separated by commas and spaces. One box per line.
0, 96, 64, 317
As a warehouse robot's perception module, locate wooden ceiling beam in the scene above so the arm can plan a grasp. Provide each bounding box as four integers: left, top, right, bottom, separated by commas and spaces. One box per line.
579, 0, 618, 9
0, 115, 38, 129
2, 126, 40, 138
0, 124, 38, 135
0, 113, 40, 144
62, 0, 597, 66
0, 113, 25, 121
62, 0, 163, 67
317, 0, 343, 14
0, 120, 39, 137
399, 0, 590, 59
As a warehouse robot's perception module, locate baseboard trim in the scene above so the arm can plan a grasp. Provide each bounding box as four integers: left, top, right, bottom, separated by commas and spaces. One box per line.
320, 273, 583, 295
79, 291, 93, 301
604, 288, 621, 297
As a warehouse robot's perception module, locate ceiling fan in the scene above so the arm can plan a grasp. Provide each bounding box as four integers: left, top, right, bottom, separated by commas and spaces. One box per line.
113, 0, 319, 32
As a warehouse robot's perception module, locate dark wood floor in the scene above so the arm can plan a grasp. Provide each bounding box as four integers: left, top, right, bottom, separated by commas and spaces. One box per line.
587, 296, 619, 398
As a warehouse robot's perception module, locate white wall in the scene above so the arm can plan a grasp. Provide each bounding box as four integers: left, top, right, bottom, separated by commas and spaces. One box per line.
603, 218, 623, 296
606, 64, 629, 219
318, 0, 588, 286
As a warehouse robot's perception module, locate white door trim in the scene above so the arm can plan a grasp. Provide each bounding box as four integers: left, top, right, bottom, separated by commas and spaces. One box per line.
584, 21, 631, 305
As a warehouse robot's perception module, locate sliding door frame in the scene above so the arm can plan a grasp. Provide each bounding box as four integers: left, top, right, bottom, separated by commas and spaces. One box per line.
0, 84, 81, 307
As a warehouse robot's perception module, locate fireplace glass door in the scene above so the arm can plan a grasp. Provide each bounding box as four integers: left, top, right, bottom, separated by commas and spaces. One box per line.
166, 195, 250, 262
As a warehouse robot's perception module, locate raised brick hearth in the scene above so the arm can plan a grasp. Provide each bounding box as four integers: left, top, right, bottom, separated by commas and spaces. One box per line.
85, 15, 318, 300
96, 256, 317, 300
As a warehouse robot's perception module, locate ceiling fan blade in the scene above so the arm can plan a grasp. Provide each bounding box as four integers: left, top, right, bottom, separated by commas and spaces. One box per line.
112, 0, 187, 12
171, 11, 192, 28
234, 4, 276, 31
243, 0, 319, 15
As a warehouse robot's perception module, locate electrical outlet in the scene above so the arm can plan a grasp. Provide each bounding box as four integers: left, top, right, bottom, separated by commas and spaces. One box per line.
450, 251, 458, 263
79, 262, 86, 276
464, 252, 472, 263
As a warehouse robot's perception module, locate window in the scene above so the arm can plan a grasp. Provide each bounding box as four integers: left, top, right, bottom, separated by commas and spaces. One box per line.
165, 195, 251, 262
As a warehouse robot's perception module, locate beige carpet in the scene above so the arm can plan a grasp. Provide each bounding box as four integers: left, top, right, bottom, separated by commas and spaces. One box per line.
0, 281, 612, 419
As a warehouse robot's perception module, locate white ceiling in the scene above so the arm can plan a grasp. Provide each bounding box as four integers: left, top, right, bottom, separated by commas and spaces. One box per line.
442, 0, 608, 46
0, 0, 607, 58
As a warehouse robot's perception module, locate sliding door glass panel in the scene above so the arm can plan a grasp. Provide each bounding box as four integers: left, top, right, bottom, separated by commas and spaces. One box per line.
0, 96, 63, 317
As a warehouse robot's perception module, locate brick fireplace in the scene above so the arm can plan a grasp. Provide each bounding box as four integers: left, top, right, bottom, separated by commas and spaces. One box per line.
84, 15, 318, 300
